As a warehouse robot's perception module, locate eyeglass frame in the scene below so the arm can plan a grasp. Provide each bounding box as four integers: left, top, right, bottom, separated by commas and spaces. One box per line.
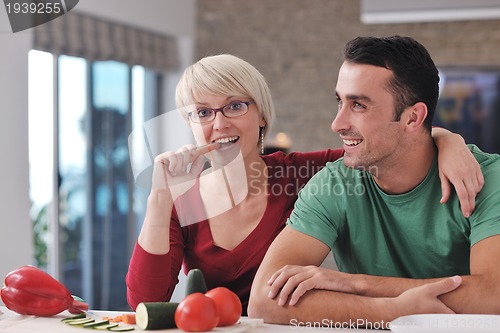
188, 100, 255, 124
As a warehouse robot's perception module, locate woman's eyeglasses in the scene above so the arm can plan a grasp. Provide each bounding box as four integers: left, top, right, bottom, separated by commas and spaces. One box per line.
188, 101, 254, 124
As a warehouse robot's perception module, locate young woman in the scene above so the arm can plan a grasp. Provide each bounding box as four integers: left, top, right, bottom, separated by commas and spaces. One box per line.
126, 54, 483, 314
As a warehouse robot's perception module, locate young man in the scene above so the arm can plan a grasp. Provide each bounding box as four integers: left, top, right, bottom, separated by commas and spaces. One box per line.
248, 36, 500, 326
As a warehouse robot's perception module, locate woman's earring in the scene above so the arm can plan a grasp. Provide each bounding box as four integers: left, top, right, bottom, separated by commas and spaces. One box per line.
260, 127, 265, 155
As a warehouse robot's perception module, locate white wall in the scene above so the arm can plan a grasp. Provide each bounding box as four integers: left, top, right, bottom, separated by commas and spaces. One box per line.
0, 0, 195, 303
0, 9, 33, 294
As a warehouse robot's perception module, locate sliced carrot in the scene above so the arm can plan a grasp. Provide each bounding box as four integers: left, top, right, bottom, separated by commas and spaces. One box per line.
121, 314, 136, 325
110, 315, 123, 322
101, 314, 134, 324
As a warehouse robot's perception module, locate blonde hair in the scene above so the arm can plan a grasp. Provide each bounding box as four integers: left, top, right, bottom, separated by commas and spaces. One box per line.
175, 54, 275, 139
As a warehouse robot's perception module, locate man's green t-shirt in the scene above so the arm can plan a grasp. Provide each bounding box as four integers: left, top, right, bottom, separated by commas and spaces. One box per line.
287, 145, 500, 278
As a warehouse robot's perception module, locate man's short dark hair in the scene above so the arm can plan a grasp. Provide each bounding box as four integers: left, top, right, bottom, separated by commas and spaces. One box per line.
343, 36, 439, 132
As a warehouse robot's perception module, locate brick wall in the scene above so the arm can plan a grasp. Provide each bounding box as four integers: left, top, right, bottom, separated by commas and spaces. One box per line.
196, 0, 500, 152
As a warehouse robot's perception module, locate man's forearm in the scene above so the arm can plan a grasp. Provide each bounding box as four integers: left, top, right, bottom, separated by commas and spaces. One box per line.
249, 286, 395, 327
349, 273, 500, 314
353, 274, 438, 297
248, 276, 465, 326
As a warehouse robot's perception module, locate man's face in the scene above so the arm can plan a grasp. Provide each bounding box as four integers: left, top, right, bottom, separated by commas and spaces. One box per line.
332, 62, 405, 172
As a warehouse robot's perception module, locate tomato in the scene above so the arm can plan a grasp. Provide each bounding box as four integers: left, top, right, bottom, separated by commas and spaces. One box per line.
205, 287, 242, 327
174, 293, 219, 332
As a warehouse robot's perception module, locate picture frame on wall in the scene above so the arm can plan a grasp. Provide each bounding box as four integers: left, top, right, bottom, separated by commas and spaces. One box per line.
436, 67, 500, 154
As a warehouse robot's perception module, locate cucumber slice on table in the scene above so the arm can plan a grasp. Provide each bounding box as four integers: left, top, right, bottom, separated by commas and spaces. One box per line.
135, 302, 179, 330
185, 268, 207, 296
67, 318, 95, 325
83, 319, 110, 328
94, 323, 119, 330
61, 313, 87, 322
108, 326, 135, 332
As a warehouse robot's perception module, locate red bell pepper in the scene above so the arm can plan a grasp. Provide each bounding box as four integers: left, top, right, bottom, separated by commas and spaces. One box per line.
0, 265, 88, 316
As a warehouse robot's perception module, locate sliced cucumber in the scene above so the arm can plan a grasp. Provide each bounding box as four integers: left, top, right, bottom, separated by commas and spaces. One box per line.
107, 326, 135, 332
83, 319, 110, 328
185, 268, 207, 296
92, 323, 119, 330
67, 318, 95, 325
135, 302, 178, 330
61, 313, 87, 322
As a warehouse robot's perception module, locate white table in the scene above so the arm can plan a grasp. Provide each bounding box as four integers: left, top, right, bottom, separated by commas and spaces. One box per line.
0, 306, 375, 332
5, 305, 500, 333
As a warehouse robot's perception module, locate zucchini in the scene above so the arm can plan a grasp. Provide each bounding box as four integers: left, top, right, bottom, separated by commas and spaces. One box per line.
108, 326, 135, 332
83, 319, 110, 328
185, 268, 207, 296
61, 313, 87, 322
93, 323, 119, 330
135, 302, 178, 330
67, 318, 95, 325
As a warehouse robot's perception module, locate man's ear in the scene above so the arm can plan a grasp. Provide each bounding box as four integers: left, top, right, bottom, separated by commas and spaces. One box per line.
404, 102, 428, 132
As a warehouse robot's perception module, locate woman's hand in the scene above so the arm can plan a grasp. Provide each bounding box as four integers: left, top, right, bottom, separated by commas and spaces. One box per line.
267, 265, 355, 306
432, 128, 484, 217
389, 276, 462, 318
139, 143, 219, 254
151, 143, 219, 200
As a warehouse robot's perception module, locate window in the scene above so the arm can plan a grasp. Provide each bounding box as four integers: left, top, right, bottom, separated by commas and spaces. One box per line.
29, 50, 159, 310
436, 67, 500, 154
